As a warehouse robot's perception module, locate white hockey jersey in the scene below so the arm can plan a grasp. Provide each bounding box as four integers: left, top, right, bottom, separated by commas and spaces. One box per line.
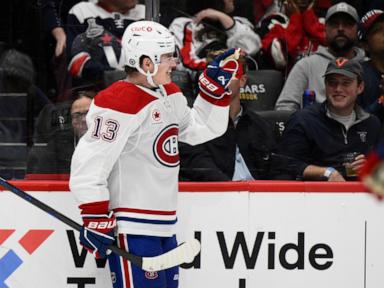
70, 81, 229, 237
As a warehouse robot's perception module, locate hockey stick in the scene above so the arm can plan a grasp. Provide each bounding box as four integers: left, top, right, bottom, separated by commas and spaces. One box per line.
0, 177, 200, 272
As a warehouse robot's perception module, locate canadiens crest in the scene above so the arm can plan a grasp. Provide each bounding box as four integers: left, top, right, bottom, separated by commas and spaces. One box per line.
153, 124, 179, 167
145, 271, 158, 280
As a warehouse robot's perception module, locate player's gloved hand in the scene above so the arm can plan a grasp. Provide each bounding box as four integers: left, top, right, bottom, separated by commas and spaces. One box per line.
79, 202, 116, 258
360, 144, 384, 198
198, 48, 241, 101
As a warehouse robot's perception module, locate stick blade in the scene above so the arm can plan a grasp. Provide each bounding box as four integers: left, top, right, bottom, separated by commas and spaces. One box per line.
141, 239, 201, 272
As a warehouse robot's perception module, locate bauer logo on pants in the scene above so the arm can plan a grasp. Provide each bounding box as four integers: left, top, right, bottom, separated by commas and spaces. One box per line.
153, 124, 179, 167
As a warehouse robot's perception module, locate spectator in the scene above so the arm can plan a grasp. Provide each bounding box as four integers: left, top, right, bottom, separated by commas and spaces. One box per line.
358, 9, 384, 123
169, 0, 261, 76
179, 52, 277, 181
258, 0, 325, 70
278, 58, 381, 181
26, 87, 96, 177
66, 0, 144, 85
40, 0, 80, 102
275, 2, 365, 111
42, 0, 66, 57
253, 0, 281, 24
70, 91, 94, 141
68, 19, 125, 85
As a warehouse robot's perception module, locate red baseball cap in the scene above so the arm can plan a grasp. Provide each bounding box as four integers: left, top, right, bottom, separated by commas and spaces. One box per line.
360, 9, 384, 39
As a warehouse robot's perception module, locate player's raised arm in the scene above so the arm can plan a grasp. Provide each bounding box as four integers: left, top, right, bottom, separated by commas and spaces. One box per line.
177, 48, 242, 145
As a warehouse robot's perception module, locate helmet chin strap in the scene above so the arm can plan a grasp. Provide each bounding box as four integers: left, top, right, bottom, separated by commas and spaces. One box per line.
146, 70, 158, 88
136, 64, 167, 98
136, 59, 159, 88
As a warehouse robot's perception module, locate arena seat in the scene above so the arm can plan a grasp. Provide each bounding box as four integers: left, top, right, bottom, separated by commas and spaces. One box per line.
240, 69, 284, 112
0, 49, 42, 179
252, 110, 293, 143
0, 92, 28, 179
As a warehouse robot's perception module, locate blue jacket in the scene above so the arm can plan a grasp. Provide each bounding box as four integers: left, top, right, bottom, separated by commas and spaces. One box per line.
278, 102, 381, 180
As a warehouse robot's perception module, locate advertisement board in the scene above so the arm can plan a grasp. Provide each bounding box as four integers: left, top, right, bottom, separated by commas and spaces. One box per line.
0, 182, 383, 288
178, 192, 384, 288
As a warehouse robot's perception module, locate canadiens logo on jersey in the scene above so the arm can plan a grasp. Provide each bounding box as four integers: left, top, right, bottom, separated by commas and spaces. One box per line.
153, 124, 179, 167
145, 271, 159, 280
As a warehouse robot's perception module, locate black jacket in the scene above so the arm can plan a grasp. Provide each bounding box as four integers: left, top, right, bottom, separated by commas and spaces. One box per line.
278, 102, 382, 180
179, 110, 277, 181
27, 101, 75, 174
358, 61, 384, 123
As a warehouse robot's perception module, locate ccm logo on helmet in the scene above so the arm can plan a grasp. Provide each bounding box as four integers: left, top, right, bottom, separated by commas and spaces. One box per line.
131, 26, 153, 32
153, 124, 179, 167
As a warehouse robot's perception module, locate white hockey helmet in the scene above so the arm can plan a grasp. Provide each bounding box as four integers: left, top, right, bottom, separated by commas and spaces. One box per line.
120, 20, 175, 86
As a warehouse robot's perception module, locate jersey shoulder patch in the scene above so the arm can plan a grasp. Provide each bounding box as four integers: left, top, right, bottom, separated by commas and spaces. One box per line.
94, 81, 157, 114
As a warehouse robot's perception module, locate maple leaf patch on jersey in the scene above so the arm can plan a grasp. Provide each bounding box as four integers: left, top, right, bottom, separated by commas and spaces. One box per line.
153, 124, 179, 167
152, 109, 161, 122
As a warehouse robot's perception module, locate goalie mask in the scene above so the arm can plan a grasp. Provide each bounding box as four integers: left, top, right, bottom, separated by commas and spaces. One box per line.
120, 20, 175, 87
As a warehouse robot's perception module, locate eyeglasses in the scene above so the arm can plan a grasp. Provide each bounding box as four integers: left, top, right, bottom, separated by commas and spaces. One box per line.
71, 111, 88, 122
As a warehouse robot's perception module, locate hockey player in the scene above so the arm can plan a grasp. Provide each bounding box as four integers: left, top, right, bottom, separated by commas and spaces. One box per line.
69, 20, 240, 287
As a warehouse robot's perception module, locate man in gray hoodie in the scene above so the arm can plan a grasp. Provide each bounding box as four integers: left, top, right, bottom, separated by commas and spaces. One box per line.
275, 2, 365, 111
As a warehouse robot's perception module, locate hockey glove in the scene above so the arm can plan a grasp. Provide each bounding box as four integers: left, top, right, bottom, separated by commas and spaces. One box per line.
360, 144, 384, 199
79, 202, 116, 259
198, 48, 241, 103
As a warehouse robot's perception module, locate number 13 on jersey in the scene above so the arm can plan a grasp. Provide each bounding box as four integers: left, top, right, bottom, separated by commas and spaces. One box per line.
92, 116, 120, 142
